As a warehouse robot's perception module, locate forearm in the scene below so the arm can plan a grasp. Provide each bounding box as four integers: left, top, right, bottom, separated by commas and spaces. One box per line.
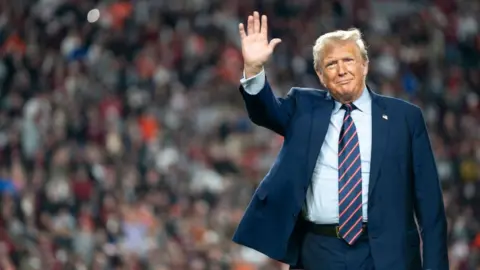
411, 108, 449, 269
239, 69, 295, 135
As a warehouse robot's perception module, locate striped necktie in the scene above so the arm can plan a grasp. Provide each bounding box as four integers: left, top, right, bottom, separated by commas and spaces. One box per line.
338, 103, 363, 245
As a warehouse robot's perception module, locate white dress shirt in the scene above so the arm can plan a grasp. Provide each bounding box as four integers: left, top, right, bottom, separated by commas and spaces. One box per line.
241, 69, 372, 224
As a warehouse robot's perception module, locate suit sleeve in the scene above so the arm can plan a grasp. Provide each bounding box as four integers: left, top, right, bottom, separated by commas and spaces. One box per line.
411, 108, 449, 270
239, 72, 296, 136
240, 68, 266, 95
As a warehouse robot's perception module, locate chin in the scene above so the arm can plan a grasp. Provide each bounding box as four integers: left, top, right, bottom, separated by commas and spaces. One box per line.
338, 86, 355, 96
333, 89, 356, 102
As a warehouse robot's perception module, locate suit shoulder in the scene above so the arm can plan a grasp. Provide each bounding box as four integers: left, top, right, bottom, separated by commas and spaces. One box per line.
289, 86, 329, 98
376, 94, 425, 132
377, 94, 423, 115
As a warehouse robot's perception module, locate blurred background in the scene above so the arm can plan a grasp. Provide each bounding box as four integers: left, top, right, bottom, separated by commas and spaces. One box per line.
0, 0, 479, 269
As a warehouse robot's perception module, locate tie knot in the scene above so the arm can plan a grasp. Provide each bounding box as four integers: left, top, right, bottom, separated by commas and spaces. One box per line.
342, 103, 356, 113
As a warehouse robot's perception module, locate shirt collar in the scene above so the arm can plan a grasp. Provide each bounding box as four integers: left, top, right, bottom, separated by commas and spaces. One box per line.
332, 87, 371, 115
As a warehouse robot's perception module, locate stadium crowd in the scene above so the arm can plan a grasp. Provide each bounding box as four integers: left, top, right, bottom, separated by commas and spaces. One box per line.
0, 0, 479, 269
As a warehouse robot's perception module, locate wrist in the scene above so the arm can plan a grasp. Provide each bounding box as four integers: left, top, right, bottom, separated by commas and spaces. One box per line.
244, 65, 263, 79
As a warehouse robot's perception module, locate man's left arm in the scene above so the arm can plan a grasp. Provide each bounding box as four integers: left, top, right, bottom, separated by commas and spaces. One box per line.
411, 107, 449, 270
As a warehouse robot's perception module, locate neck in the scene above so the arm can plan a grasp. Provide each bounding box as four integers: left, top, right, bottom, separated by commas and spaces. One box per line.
331, 86, 365, 104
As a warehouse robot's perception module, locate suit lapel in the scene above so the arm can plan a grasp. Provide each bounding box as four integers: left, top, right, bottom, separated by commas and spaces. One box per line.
306, 96, 334, 180
368, 91, 389, 198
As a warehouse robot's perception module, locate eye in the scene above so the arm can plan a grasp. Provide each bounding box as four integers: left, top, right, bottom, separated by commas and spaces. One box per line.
325, 62, 336, 69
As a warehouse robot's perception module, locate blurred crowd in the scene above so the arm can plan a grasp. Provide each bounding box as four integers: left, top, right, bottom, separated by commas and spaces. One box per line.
0, 0, 479, 269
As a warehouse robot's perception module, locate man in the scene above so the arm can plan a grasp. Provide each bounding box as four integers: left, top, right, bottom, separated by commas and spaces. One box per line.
232, 11, 449, 270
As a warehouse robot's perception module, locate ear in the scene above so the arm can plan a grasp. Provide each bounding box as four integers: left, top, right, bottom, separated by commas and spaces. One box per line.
363, 60, 369, 77
316, 70, 325, 87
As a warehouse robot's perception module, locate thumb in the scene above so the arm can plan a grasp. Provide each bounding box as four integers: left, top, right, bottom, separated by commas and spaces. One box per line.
268, 38, 282, 51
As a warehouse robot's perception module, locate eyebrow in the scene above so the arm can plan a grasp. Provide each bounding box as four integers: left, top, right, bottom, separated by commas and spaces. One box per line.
324, 57, 354, 67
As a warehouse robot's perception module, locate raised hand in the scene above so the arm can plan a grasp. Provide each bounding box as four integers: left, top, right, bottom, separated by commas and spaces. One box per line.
239, 12, 281, 78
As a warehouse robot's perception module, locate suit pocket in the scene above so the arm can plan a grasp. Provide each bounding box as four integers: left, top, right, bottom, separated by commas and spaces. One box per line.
252, 186, 269, 218
255, 185, 268, 201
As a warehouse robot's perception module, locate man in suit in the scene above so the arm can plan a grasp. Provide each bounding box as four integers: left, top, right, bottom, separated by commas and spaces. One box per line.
232, 11, 449, 270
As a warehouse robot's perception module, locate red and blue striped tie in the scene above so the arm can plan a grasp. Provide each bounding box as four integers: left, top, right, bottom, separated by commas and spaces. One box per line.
338, 103, 363, 245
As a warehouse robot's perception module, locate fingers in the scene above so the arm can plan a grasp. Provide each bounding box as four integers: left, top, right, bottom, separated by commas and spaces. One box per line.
260, 15, 267, 37
244, 11, 268, 36
239, 23, 246, 40
247, 15, 253, 35
268, 38, 282, 51
253, 11, 260, 33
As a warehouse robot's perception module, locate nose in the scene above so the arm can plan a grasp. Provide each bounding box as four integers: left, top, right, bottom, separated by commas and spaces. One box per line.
337, 61, 347, 76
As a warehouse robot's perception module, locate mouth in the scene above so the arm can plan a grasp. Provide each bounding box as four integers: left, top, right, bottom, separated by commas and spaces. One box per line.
337, 80, 352, 85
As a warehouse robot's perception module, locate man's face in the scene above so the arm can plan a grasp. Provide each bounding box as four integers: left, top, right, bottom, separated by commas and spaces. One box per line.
316, 41, 368, 103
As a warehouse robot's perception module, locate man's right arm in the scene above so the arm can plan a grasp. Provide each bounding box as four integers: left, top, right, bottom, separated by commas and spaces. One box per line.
240, 68, 267, 95
237, 11, 292, 135
239, 69, 296, 136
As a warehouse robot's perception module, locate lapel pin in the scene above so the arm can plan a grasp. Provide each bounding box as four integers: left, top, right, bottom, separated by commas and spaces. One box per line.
382, 114, 388, 120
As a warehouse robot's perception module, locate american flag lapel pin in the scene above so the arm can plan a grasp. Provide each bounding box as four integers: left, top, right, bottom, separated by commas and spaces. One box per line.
382, 114, 388, 120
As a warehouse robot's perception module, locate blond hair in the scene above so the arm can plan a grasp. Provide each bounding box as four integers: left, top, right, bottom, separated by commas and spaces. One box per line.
313, 28, 368, 71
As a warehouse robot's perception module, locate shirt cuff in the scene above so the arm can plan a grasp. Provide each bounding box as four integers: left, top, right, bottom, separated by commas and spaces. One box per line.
240, 68, 266, 95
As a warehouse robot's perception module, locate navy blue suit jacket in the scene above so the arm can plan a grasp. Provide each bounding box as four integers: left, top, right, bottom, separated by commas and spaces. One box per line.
232, 80, 449, 270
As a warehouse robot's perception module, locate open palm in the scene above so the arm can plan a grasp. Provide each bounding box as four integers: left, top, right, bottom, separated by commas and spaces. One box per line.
239, 12, 281, 76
